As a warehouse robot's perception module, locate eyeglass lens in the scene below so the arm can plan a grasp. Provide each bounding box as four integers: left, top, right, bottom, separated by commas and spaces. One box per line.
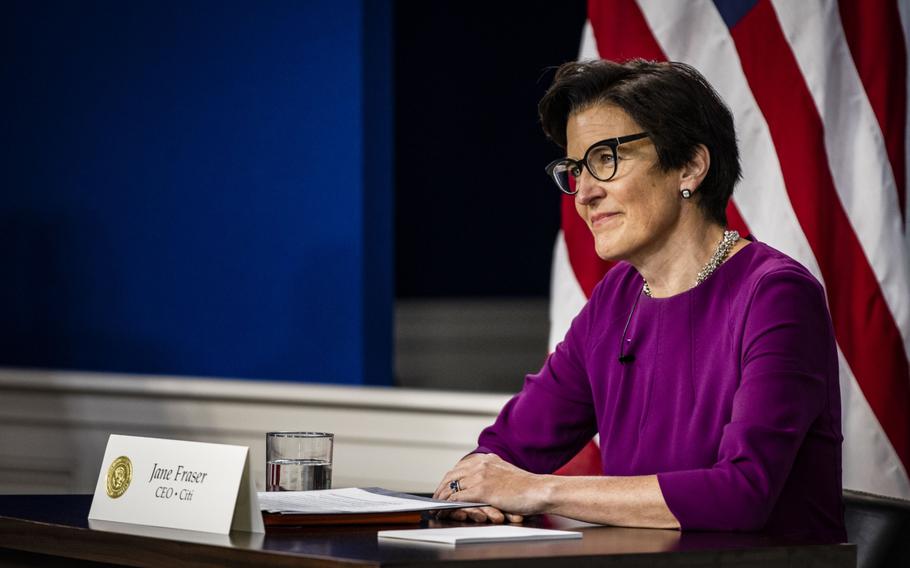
549, 144, 617, 194
549, 162, 576, 194
586, 145, 617, 180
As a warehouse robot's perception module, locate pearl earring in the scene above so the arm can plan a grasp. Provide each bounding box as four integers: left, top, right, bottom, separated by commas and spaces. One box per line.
680, 189, 692, 199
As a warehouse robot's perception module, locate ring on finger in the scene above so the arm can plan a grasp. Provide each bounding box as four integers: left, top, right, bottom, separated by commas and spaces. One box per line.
448, 479, 462, 493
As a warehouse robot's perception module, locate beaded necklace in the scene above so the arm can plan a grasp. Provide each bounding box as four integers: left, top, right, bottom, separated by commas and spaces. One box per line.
642, 230, 740, 298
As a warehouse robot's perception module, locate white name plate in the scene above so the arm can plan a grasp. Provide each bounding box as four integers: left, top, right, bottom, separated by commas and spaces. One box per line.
88, 434, 264, 534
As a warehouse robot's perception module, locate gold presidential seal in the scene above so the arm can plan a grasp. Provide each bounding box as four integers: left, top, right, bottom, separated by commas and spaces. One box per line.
105, 456, 132, 499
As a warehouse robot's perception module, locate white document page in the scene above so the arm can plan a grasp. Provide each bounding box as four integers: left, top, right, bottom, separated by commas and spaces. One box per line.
258, 487, 484, 514
377, 526, 583, 545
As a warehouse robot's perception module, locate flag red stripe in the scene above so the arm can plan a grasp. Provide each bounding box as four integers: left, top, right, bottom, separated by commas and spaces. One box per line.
726, 200, 752, 239
562, 196, 614, 298
734, 0, 910, 470
837, 0, 907, 223
588, 0, 666, 63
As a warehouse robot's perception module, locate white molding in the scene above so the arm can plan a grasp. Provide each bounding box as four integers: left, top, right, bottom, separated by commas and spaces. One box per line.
0, 368, 508, 413
0, 368, 509, 494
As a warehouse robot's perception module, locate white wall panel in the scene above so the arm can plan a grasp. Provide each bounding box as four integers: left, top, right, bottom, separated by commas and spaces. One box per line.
0, 369, 509, 494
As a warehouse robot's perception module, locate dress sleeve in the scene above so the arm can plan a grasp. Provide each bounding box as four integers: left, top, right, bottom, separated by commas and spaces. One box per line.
473, 291, 599, 474
656, 266, 837, 531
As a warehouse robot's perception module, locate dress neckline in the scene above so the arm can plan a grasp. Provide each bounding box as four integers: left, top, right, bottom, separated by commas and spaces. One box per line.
638, 240, 756, 303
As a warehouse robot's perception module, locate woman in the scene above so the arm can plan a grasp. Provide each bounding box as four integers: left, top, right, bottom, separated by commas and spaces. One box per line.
433, 59, 845, 541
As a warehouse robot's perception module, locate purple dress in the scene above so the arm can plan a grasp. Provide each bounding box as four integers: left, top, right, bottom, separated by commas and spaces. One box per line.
476, 241, 846, 540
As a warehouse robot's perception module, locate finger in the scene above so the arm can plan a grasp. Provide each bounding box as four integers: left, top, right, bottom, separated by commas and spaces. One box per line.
505, 513, 524, 523
434, 460, 477, 500
440, 481, 459, 501
443, 475, 476, 502
466, 508, 489, 523
433, 473, 456, 500
434, 472, 463, 500
480, 506, 504, 524
448, 472, 483, 502
450, 507, 488, 522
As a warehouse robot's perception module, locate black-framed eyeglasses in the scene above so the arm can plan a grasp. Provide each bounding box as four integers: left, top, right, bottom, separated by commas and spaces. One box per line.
544, 132, 650, 195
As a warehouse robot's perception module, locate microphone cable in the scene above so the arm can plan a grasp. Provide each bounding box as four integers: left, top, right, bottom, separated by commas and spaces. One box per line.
618, 287, 643, 365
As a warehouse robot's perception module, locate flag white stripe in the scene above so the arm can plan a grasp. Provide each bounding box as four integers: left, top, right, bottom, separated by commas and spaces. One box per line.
770, 0, 910, 364
837, 347, 910, 499
838, 347, 910, 497
548, 230, 588, 352
578, 19, 599, 62
635, 0, 823, 282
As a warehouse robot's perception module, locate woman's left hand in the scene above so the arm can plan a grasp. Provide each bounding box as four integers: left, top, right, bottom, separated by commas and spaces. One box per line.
433, 453, 550, 518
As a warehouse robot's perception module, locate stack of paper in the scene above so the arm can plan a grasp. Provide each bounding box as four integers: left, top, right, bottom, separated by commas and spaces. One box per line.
378, 526, 583, 545
258, 487, 485, 527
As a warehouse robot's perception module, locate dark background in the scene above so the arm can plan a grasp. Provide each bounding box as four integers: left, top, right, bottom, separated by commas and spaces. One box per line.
395, 1, 587, 298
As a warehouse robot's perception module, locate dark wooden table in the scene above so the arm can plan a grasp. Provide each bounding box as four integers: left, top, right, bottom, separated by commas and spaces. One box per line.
0, 495, 854, 567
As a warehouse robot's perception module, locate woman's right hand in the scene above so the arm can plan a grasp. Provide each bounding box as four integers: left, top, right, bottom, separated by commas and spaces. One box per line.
434, 505, 524, 524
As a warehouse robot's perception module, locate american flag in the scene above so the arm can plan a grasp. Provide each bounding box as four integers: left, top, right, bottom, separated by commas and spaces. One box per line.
549, 0, 910, 500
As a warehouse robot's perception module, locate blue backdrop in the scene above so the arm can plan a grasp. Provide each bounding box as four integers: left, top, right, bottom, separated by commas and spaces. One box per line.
1, 0, 393, 385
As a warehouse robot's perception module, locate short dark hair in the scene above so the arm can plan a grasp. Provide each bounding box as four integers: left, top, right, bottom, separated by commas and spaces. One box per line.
538, 59, 741, 226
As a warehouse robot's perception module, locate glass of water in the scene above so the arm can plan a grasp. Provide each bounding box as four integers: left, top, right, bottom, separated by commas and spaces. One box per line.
265, 432, 333, 491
